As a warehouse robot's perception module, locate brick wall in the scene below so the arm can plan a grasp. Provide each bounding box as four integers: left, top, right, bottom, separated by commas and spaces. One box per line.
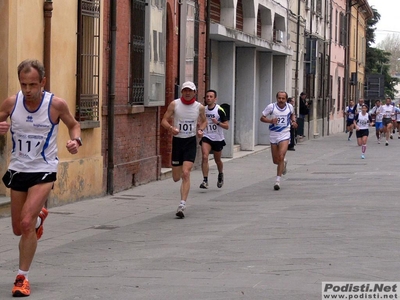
102, 0, 159, 193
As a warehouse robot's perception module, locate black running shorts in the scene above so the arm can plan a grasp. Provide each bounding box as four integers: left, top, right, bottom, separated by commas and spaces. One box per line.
199, 136, 226, 152
171, 136, 197, 166
2, 170, 57, 192
355, 129, 369, 138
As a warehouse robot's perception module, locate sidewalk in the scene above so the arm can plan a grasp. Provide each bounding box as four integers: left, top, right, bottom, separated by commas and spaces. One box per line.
1, 132, 399, 300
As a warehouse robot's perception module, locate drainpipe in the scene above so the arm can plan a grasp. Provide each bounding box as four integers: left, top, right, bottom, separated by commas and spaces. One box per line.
107, 0, 117, 195
294, 0, 301, 114
205, 0, 211, 91
310, 0, 318, 138
355, 6, 359, 102
43, 0, 53, 91
344, 0, 351, 130
326, 0, 332, 136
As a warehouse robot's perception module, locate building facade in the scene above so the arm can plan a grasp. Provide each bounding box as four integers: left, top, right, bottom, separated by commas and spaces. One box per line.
209, 0, 292, 153
328, 0, 347, 134
347, 0, 373, 104
0, 0, 374, 209
0, 0, 104, 206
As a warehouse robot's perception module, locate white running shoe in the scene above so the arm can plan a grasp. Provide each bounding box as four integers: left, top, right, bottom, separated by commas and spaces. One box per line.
199, 181, 208, 189
274, 181, 280, 190
176, 204, 185, 218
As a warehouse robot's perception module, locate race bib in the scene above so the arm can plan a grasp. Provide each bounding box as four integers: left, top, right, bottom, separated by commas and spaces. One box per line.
14, 133, 45, 159
177, 119, 196, 135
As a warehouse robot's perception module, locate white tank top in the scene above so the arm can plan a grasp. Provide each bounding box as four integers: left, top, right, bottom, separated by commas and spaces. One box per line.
173, 99, 201, 138
355, 112, 371, 130
204, 104, 225, 141
9, 91, 59, 172
262, 102, 294, 135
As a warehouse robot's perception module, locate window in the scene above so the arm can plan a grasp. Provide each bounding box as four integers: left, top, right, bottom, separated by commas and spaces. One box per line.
76, 0, 101, 126
129, 0, 146, 105
316, 0, 322, 16
335, 10, 338, 43
337, 76, 341, 112
129, 0, 166, 107
339, 12, 346, 47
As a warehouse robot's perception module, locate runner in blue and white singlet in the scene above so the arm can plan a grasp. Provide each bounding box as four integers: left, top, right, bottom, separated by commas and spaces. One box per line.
261, 101, 294, 145
260, 91, 297, 191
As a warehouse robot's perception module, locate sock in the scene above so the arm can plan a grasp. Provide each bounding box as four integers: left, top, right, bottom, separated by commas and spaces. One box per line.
276, 176, 281, 182
203, 177, 208, 182
35, 216, 41, 229
17, 269, 29, 281
362, 145, 366, 153
180, 200, 186, 206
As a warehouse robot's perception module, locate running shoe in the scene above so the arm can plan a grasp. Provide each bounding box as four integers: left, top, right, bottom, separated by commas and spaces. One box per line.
36, 207, 48, 240
398, 136, 400, 139
12, 275, 30, 297
282, 159, 288, 175
386, 141, 389, 146
361, 154, 365, 159
390, 134, 393, 139
199, 181, 208, 189
217, 173, 224, 188
377, 139, 381, 144
348, 137, 351, 141
176, 204, 185, 218
274, 181, 280, 191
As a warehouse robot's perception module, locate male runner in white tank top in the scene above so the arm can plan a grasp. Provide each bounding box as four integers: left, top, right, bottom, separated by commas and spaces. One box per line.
161, 81, 207, 218
260, 91, 297, 190
199, 90, 229, 189
0, 59, 81, 297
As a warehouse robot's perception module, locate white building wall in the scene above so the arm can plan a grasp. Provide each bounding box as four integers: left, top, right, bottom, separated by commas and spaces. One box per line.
209, 0, 292, 154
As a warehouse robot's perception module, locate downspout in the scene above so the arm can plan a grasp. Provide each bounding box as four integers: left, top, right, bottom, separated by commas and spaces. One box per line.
322, 0, 329, 136
355, 6, 359, 102
310, 0, 318, 138
43, 0, 53, 91
205, 0, 211, 91
107, 0, 117, 195
344, 0, 351, 130
294, 0, 301, 114
327, 0, 332, 136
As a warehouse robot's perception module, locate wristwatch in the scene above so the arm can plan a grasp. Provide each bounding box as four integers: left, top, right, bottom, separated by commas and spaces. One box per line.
74, 137, 83, 146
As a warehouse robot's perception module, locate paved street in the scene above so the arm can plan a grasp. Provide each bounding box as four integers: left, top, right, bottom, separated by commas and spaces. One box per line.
0, 132, 400, 300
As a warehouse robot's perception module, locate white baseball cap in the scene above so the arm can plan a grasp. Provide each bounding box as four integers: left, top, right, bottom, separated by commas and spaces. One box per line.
181, 81, 196, 91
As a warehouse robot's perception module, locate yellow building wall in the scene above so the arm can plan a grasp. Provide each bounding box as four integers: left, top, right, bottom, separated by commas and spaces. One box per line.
0, 0, 104, 206
349, 6, 368, 100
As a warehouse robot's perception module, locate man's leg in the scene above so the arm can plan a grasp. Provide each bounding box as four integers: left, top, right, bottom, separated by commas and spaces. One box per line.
213, 150, 224, 188
271, 140, 289, 190
13, 183, 52, 272
180, 161, 193, 201
200, 142, 211, 188
172, 165, 182, 182
397, 123, 400, 138
10, 183, 52, 297
175, 161, 193, 218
